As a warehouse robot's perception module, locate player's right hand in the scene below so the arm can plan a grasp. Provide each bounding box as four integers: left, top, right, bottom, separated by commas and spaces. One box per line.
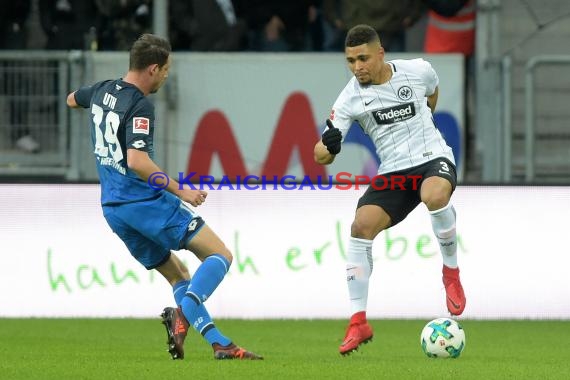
322, 119, 342, 155
180, 189, 208, 207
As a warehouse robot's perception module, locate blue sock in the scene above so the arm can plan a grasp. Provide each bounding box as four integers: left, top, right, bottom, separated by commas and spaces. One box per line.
173, 280, 231, 345
173, 280, 190, 305
180, 296, 231, 346
186, 254, 230, 302
179, 254, 232, 346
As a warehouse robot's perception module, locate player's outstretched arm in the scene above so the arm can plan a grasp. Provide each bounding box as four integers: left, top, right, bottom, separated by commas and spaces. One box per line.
127, 149, 207, 206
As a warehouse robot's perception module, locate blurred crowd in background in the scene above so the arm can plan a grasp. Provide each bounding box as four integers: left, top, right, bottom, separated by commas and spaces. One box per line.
0, 0, 474, 54
0, 0, 474, 155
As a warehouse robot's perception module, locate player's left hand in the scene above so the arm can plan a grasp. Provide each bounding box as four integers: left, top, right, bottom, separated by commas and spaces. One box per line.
322, 119, 342, 155
180, 189, 208, 207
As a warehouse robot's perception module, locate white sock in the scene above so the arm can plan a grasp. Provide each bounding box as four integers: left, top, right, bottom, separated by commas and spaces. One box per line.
430, 203, 457, 268
346, 237, 373, 315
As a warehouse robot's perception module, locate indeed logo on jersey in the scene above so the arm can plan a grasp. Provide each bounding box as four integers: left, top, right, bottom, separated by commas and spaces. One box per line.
372, 102, 416, 125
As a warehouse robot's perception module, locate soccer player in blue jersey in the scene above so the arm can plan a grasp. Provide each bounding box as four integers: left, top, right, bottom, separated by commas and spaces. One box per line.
66, 34, 262, 361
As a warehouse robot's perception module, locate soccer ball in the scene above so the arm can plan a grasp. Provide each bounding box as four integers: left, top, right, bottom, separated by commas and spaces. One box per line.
420, 317, 465, 358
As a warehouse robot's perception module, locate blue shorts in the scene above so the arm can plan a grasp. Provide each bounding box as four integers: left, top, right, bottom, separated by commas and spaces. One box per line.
103, 191, 205, 269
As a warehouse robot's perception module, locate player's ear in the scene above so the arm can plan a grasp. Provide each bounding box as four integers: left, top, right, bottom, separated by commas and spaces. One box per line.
378, 44, 385, 58
149, 63, 159, 76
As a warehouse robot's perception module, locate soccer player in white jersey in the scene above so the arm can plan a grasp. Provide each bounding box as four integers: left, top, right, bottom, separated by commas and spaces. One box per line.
314, 24, 466, 355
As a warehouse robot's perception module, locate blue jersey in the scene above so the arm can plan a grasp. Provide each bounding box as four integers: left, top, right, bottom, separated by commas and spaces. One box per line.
74, 79, 160, 205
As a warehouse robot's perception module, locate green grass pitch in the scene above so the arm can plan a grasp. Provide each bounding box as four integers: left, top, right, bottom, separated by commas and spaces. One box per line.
1, 319, 569, 379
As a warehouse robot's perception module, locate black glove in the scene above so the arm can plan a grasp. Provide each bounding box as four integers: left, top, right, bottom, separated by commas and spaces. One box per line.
322, 119, 342, 155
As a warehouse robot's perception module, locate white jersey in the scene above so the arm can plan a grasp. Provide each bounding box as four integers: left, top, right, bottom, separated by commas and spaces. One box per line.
329, 58, 455, 174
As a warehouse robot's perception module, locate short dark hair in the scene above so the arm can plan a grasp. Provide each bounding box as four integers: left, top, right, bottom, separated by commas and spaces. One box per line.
129, 34, 171, 71
345, 25, 380, 47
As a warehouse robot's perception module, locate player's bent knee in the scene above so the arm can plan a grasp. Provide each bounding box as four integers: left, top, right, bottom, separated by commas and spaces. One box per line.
350, 220, 377, 240
423, 194, 450, 211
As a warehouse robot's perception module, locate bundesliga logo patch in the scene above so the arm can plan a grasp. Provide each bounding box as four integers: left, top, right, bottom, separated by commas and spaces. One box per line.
133, 117, 149, 134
